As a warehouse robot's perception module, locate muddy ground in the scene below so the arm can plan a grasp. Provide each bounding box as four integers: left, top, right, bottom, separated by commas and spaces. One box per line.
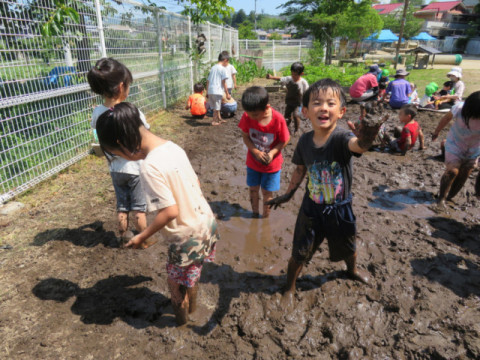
1, 81, 479, 359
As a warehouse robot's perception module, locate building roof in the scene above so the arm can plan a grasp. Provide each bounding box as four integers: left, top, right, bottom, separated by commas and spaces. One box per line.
416, 1, 464, 13
373, 3, 404, 15
406, 45, 442, 54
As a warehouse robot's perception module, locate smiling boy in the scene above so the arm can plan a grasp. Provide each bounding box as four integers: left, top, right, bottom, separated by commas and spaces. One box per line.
268, 78, 387, 303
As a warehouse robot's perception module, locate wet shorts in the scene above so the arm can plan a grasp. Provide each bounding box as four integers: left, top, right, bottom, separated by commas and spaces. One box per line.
166, 243, 216, 288
284, 104, 302, 120
110, 172, 147, 213
292, 197, 357, 264
246, 167, 281, 192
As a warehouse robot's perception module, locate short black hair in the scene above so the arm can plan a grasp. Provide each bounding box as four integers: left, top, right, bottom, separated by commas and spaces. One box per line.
241, 86, 269, 111
96, 102, 143, 156
443, 80, 454, 88
400, 104, 417, 119
194, 83, 204, 93
219, 51, 230, 62
303, 78, 346, 108
461, 90, 480, 129
87, 58, 133, 98
291, 62, 304, 75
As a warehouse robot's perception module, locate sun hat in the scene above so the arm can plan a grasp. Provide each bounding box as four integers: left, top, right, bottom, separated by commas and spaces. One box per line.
368, 64, 381, 76
425, 82, 438, 97
394, 69, 409, 77
447, 67, 462, 79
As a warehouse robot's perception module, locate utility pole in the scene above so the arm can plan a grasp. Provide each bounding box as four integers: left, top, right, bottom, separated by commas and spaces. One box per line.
395, 0, 409, 70
254, 0, 257, 30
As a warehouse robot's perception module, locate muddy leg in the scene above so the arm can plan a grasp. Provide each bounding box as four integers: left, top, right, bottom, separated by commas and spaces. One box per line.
440, 139, 446, 159
167, 278, 189, 325
261, 189, 273, 218
187, 284, 198, 314
293, 115, 301, 133
345, 252, 369, 284
117, 211, 128, 237
250, 186, 260, 217
438, 165, 459, 207
282, 257, 303, 305
447, 165, 474, 201
132, 211, 147, 232
475, 171, 480, 199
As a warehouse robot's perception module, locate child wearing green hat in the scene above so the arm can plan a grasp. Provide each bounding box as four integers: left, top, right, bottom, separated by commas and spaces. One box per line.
378, 69, 390, 100
419, 82, 438, 108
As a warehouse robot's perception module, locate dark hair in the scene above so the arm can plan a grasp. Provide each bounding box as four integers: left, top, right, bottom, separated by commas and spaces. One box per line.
241, 86, 269, 111
443, 81, 454, 89
194, 83, 204, 93
87, 58, 133, 98
219, 51, 230, 62
96, 102, 143, 156
461, 90, 480, 129
291, 62, 304, 75
302, 78, 346, 108
400, 104, 417, 119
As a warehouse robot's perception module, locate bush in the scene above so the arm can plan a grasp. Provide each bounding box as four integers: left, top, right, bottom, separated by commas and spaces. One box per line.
280, 63, 366, 87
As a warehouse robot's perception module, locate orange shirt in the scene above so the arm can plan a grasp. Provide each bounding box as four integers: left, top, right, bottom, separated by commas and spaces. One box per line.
188, 93, 206, 116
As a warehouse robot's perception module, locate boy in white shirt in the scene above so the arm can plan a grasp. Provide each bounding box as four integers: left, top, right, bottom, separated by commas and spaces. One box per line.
206, 53, 231, 126
221, 50, 237, 95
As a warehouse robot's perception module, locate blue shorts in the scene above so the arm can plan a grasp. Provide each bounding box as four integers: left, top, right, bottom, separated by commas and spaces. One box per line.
110, 172, 147, 213
246, 167, 281, 192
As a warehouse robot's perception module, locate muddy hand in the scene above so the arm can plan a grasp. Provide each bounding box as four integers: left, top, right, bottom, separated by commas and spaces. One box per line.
266, 190, 294, 209
357, 113, 389, 150
261, 152, 272, 165
124, 234, 145, 249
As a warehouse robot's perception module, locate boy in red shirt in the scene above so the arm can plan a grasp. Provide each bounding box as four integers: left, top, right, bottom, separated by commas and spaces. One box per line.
185, 83, 207, 119
238, 86, 290, 218
384, 104, 425, 155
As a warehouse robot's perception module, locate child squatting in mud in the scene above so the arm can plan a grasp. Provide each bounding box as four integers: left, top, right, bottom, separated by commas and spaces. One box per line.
95, 103, 218, 326
268, 79, 388, 302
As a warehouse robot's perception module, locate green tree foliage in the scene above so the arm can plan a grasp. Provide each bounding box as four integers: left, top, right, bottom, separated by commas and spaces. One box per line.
335, 1, 383, 42
238, 21, 257, 39
269, 32, 282, 40
178, 0, 233, 24
232, 9, 248, 27
382, 6, 424, 39
257, 16, 286, 31
40, 0, 79, 37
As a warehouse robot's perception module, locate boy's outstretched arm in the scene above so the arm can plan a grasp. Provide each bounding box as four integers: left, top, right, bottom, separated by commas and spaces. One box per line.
432, 111, 453, 141
267, 165, 306, 209
349, 114, 389, 154
266, 74, 281, 81
125, 205, 178, 249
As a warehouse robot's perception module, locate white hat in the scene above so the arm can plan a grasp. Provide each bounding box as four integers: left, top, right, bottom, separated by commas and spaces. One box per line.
447, 67, 462, 79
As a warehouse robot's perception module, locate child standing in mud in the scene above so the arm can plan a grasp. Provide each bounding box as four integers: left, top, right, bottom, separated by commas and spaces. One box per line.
238, 86, 290, 218
432, 91, 480, 209
268, 78, 387, 303
267, 62, 309, 134
87, 58, 149, 243
95, 103, 219, 326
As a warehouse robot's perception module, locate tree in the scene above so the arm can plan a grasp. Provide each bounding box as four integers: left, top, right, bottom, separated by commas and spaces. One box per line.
257, 16, 286, 31
280, 0, 354, 64
382, 5, 424, 39
232, 9, 248, 27
177, 0, 233, 24
238, 21, 257, 39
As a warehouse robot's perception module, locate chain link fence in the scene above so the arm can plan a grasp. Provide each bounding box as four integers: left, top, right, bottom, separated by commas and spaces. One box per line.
0, 0, 238, 204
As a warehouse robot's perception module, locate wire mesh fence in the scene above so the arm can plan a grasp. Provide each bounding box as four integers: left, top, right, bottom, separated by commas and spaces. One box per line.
238, 39, 312, 72
0, 0, 238, 204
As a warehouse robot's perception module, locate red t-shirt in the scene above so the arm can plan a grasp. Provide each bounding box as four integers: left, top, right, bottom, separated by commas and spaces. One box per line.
398, 121, 420, 151
188, 93, 206, 116
238, 108, 290, 173
349, 73, 378, 98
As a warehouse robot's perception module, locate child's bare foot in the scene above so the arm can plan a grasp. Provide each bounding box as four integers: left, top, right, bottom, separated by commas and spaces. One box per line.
220, 118, 227, 124
211, 121, 221, 126
280, 290, 295, 309
347, 269, 369, 284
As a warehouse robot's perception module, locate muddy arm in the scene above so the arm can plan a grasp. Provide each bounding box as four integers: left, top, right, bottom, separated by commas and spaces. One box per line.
349, 114, 389, 154
266, 74, 281, 81
241, 131, 266, 164
267, 165, 306, 209
125, 205, 178, 249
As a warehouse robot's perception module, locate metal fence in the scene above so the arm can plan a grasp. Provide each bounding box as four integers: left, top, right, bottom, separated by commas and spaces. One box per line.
239, 39, 312, 72
0, 0, 238, 204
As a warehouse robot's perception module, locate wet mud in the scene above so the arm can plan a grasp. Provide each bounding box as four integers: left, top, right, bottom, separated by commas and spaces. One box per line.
1, 83, 479, 359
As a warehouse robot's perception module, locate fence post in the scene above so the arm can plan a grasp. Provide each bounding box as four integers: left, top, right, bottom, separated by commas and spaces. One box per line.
229, 28, 232, 54
94, 0, 107, 57
246, 39, 248, 50
298, 40, 302, 60
236, 31, 239, 59
188, 16, 194, 90
272, 40, 275, 71
156, 11, 167, 108
207, 21, 211, 62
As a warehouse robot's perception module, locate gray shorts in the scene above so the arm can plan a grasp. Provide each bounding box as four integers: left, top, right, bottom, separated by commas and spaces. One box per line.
110, 172, 147, 213
208, 94, 222, 111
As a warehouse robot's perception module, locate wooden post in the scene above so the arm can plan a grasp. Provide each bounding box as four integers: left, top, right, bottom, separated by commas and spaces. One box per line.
395, 0, 409, 70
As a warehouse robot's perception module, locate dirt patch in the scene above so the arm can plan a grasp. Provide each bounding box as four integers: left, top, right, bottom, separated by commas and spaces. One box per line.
1, 82, 479, 359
